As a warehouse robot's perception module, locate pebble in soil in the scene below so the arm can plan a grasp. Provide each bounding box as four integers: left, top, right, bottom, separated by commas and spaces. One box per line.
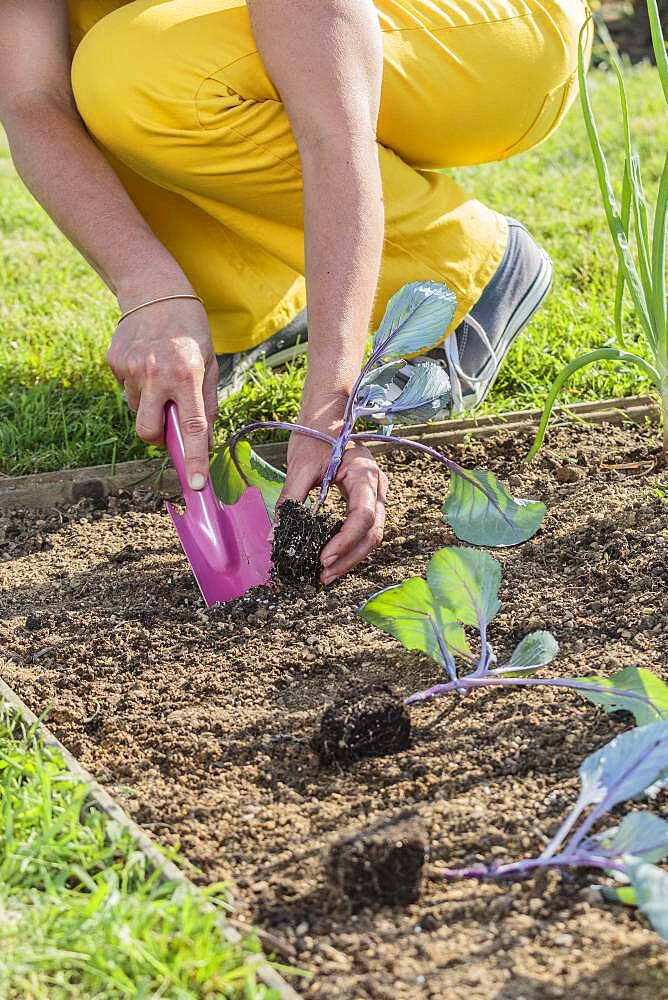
271, 499, 342, 586
312, 683, 411, 767
328, 815, 428, 910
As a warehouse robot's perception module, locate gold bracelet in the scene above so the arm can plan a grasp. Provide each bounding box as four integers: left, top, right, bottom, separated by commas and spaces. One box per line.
117, 293, 204, 324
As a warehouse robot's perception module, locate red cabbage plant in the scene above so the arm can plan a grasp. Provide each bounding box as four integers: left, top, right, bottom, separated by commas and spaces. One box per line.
360, 545, 668, 724
441, 721, 668, 940
212, 282, 546, 556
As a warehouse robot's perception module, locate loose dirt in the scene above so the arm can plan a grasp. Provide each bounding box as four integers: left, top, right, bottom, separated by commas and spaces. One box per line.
1, 420, 667, 1000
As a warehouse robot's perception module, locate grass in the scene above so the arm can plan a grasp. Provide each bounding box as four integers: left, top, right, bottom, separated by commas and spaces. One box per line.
0, 700, 284, 999
0, 64, 665, 476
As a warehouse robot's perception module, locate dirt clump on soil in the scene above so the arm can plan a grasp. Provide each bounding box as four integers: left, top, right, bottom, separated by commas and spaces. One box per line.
328, 814, 428, 910
1, 420, 668, 999
271, 499, 342, 586
312, 682, 411, 767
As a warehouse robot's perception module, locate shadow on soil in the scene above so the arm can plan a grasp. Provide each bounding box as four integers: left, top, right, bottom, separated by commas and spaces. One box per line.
494, 943, 666, 998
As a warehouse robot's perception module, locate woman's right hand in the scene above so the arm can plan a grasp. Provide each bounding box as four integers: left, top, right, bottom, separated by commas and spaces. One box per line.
107, 294, 219, 490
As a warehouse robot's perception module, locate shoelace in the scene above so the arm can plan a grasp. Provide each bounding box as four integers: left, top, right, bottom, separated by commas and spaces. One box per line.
439, 313, 499, 411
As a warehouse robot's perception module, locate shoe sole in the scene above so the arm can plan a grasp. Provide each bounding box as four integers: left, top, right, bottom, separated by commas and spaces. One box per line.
464, 245, 553, 410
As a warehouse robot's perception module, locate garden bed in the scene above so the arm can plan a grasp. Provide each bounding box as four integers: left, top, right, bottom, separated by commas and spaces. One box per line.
1, 419, 667, 999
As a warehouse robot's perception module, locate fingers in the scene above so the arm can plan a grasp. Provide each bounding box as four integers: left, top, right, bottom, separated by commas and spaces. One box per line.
122, 380, 141, 412
203, 360, 219, 450
174, 373, 210, 491
322, 491, 386, 584
320, 457, 387, 583
134, 388, 166, 445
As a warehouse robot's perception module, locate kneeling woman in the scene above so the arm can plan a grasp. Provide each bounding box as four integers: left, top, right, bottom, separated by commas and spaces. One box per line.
0, 0, 590, 581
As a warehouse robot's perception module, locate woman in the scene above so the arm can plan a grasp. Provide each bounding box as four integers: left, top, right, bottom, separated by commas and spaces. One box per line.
0, 0, 588, 582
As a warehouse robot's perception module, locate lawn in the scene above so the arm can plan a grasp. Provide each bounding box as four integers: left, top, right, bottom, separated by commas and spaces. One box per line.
0, 64, 664, 477
0, 698, 286, 999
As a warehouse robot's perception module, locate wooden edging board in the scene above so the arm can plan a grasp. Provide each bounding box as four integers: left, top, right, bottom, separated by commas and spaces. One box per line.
0, 394, 658, 511
0, 677, 303, 1000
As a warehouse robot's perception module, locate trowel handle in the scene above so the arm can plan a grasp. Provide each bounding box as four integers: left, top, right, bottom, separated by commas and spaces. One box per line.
164, 401, 212, 504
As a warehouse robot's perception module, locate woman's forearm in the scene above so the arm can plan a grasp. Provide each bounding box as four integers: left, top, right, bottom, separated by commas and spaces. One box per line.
2, 95, 190, 306
299, 134, 384, 428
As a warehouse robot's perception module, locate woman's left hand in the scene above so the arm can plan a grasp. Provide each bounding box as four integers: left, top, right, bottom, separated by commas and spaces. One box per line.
278, 431, 388, 584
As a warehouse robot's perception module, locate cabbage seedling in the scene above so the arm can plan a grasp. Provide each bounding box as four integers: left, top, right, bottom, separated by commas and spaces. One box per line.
440, 721, 668, 940
212, 282, 546, 582
360, 545, 668, 725
528, 3, 668, 459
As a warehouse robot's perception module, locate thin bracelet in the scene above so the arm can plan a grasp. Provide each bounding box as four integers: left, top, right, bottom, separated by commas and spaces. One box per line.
117, 293, 204, 325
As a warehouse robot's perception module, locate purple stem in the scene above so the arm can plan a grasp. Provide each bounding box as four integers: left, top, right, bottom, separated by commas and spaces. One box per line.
350, 431, 461, 472
227, 421, 337, 488
441, 852, 626, 882
404, 675, 661, 710
315, 355, 384, 506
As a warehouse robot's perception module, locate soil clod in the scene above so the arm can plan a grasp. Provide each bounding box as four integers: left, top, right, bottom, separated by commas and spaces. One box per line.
271, 499, 341, 586
312, 683, 411, 767
328, 815, 428, 909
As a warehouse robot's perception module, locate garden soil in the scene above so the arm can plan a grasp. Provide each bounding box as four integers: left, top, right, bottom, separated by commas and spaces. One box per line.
1, 421, 667, 1000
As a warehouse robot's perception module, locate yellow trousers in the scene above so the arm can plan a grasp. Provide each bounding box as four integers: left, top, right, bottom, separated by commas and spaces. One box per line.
68, 0, 588, 354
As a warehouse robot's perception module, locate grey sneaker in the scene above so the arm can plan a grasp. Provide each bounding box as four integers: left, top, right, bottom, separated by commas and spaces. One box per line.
384, 218, 553, 414
217, 308, 308, 402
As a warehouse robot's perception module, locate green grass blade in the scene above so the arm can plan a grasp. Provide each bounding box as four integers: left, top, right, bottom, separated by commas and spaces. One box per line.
526, 347, 661, 460
608, 55, 654, 320
647, 0, 668, 104
614, 162, 633, 347
652, 151, 668, 352
578, 18, 656, 347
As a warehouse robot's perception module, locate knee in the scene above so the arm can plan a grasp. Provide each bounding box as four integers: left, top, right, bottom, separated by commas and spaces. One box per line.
72, 12, 131, 152
71, 8, 193, 162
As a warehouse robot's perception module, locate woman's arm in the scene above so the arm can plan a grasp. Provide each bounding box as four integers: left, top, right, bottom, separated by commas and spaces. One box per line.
0, 0, 217, 489
248, 0, 387, 582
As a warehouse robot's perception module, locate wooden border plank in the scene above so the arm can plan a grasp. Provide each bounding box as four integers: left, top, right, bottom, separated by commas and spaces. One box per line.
0, 395, 658, 511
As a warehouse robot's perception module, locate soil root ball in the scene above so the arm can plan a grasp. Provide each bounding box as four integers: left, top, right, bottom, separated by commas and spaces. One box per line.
271, 499, 342, 586
312, 683, 411, 767
328, 815, 428, 910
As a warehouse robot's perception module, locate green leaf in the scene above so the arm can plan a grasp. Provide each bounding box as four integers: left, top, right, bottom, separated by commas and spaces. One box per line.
600, 813, 668, 864
597, 883, 638, 907
577, 721, 668, 816
442, 468, 545, 547
382, 362, 452, 424
359, 360, 405, 392
210, 440, 285, 518
372, 281, 457, 360
625, 859, 668, 939
359, 576, 470, 671
426, 547, 501, 630
493, 631, 559, 676
573, 667, 668, 727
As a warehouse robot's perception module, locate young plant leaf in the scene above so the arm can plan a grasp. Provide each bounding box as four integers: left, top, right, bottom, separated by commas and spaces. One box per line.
210, 440, 285, 518
492, 631, 559, 676
624, 859, 668, 940
597, 883, 638, 906
442, 468, 546, 547
596, 813, 668, 864
359, 576, 471, 671
372, 281, 457, 361
379, 362, 452, 425
577, 721, 668, 816
358, 360, 406, 392
573, 667, 668, 727
426, 547, 501, 630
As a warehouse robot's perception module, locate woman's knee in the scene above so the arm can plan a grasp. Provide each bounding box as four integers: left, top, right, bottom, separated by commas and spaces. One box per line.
71, 5, 199, 164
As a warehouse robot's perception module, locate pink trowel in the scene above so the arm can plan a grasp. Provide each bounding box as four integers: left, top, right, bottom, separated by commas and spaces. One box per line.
164, 402, 272, 606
